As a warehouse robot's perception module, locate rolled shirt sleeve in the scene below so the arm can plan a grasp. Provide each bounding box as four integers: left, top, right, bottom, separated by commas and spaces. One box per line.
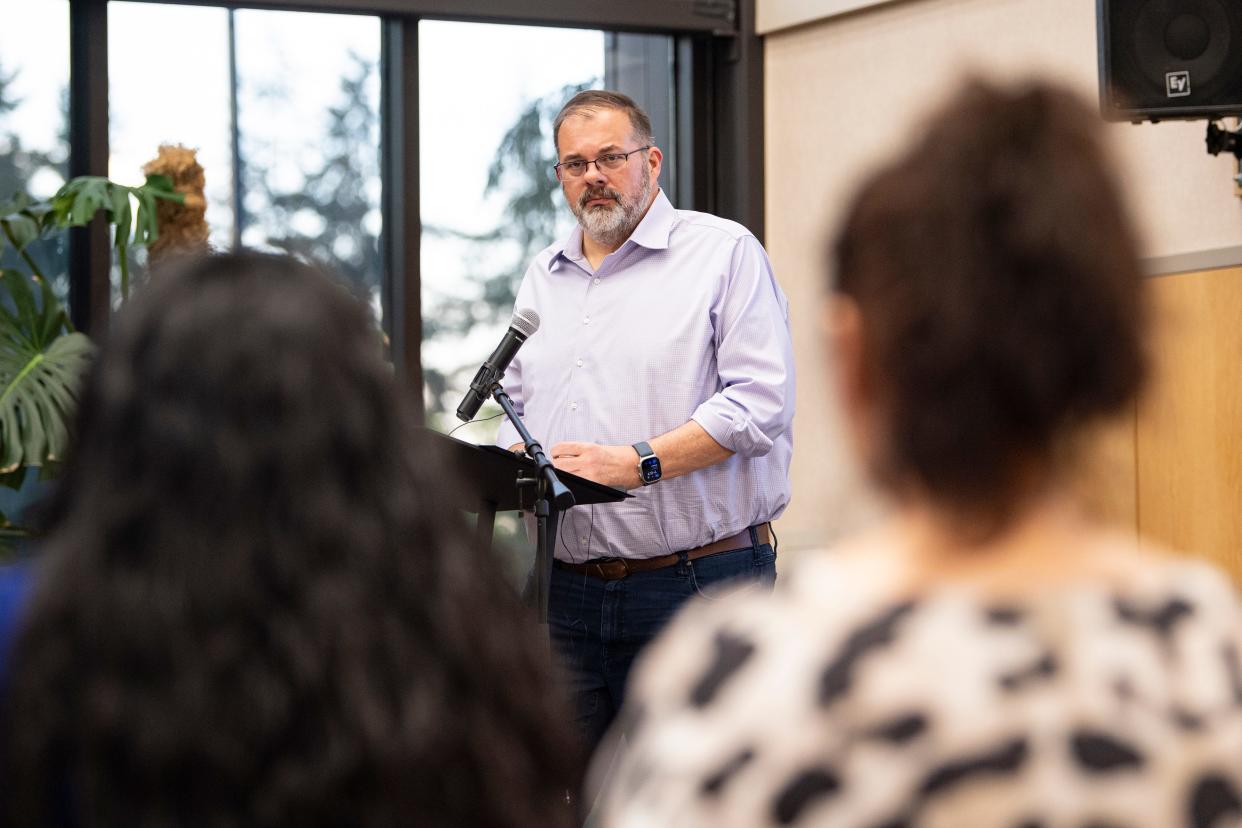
691, 235, 795, 458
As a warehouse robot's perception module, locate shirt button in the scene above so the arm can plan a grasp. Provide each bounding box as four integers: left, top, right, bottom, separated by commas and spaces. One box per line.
570, 402, 578, 411
580, 536, 588, 544
583, 316, 590, 325
576, 358, 584, 367
593, 278, 600, 284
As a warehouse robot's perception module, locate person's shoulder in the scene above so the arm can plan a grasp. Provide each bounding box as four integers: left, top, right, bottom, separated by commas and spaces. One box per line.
529, 238, 566, 270
628, 534, 906, 700
1107, 537, 1242, 631
663, 532, 904, 637
1088, 531, 1240, 604
779, 527, 911, 604
522, 233, 577, 278
671, 208, 757, 246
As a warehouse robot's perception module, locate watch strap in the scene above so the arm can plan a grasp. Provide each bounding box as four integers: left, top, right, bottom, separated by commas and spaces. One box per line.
633, 441, 661, 486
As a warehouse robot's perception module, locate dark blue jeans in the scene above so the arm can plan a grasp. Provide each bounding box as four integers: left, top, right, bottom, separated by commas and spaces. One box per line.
548, 535, 776, 752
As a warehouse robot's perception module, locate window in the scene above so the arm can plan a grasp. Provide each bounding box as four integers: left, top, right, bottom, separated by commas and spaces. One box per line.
0, 0, 70, 303
68, 0, 760, 380
109, 3, 381, 314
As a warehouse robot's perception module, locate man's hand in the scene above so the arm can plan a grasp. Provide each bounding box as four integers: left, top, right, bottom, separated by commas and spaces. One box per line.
548, 423, 732, 490
550, 442, 641, 490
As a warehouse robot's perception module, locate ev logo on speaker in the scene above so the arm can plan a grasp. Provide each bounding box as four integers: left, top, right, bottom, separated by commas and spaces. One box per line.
1166, 71, 1191, 98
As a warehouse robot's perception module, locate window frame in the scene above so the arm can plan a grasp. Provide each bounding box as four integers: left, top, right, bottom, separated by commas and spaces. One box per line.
67, 0, 763, 424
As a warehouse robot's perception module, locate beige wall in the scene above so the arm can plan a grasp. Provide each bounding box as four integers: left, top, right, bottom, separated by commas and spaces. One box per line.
765, 0, 1242, 552
757, 0, 905, 33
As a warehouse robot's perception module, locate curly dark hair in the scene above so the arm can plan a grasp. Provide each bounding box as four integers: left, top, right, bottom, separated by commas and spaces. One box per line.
2, 253, 579, 826
832, 80, 1148, 528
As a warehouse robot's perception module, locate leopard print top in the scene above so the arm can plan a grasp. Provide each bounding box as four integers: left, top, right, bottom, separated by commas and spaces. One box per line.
597, 551, 1242, 827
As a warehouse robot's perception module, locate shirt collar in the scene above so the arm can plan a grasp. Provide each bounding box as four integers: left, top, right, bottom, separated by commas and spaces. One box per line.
627, 188, 675, 251
550, 188, 675, 270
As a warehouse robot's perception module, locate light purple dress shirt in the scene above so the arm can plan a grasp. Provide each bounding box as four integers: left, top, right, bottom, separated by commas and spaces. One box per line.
496, 190, 794, 562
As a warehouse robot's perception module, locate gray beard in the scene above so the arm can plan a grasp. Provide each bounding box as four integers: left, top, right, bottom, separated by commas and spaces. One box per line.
571, 175, 653, 249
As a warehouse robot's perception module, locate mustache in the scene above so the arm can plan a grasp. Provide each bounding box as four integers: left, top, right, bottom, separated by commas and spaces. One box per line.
578, 187, 621, 209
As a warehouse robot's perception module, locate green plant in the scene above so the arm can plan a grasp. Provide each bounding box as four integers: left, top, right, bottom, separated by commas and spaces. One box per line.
0, 174, 183, 555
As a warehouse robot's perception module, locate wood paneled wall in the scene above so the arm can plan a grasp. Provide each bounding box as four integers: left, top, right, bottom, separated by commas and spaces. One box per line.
1136, 267, 1242, 580
1079, 266, 1242, 584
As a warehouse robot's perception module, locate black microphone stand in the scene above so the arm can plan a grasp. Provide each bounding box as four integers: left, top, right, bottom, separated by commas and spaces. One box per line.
491, 382, 574, 622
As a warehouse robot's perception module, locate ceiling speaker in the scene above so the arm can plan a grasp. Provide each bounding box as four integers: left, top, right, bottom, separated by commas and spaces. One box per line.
1098, 0, 1242, 121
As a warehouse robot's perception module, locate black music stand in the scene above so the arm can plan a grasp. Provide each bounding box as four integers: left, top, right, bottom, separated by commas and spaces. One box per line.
423, 429, 628, 621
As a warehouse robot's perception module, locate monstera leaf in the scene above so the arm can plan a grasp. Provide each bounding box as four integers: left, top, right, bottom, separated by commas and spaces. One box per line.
0, 268, 95, 482
0, 175, 180, 555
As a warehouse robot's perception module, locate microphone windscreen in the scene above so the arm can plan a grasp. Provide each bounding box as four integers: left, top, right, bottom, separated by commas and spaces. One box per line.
512, 308, 540, 337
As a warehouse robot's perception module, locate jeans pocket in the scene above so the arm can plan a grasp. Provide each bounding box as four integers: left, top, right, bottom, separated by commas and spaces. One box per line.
687, 546, 770, 601
753, 546, 777, 590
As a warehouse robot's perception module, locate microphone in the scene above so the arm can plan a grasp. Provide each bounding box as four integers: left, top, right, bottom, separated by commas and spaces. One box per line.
455, 308, 540, 422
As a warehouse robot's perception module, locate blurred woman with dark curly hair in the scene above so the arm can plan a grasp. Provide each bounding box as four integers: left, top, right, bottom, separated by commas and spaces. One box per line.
596, 80, 1242, 827
1, 252, 579, 827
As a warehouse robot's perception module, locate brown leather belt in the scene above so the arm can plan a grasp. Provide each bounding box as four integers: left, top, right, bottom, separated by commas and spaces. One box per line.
553, 524, 771, 581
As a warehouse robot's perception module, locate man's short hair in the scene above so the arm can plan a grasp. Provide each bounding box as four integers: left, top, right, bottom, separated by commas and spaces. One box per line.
553, 90, 655, 153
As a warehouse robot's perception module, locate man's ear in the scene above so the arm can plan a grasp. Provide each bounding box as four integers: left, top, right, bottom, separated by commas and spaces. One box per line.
646, 145, 663, 181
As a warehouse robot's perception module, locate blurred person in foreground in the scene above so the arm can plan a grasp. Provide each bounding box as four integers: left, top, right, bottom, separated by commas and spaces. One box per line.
1, 252, 578, 827
595, 80, 1242, 827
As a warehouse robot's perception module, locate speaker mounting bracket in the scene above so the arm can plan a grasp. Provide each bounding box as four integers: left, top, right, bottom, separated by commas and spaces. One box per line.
1205, 121, 1242, 159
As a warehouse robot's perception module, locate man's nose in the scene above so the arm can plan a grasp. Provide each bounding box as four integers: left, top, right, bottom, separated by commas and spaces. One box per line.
584, 161, 608, 185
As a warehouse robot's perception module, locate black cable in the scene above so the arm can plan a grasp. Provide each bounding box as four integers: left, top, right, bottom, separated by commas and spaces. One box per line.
446, 411, 503, 438
561, 502, 595, 564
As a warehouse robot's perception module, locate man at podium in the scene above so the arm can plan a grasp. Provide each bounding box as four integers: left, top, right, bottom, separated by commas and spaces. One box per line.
496, 90, 795, 752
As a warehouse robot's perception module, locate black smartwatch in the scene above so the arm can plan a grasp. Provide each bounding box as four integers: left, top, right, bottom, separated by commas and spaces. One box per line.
633, 441, 662, 485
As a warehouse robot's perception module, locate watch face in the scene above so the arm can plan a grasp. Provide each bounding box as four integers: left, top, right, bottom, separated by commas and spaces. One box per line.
640, 456, 662, 483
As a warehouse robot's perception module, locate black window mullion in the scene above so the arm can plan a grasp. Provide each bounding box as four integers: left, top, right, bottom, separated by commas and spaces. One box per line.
380, 15, 423, 420
703, 2, 763, 243
676, 34, 712, 215
68, 0, 111, 337
606, 33, 678, 205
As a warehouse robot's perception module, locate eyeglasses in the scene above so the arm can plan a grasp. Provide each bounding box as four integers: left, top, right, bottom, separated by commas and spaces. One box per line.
553, 146, 650, 180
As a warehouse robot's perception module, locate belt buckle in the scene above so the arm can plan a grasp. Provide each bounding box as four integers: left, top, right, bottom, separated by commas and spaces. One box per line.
590, 558, 631, 581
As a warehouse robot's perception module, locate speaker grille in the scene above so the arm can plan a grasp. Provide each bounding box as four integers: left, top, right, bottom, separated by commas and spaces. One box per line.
1099, 0, 1242, 121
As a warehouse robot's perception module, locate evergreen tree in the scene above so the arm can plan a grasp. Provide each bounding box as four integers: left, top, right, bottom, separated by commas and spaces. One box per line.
238, 58, 592, 419
250, 52, 382, 307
